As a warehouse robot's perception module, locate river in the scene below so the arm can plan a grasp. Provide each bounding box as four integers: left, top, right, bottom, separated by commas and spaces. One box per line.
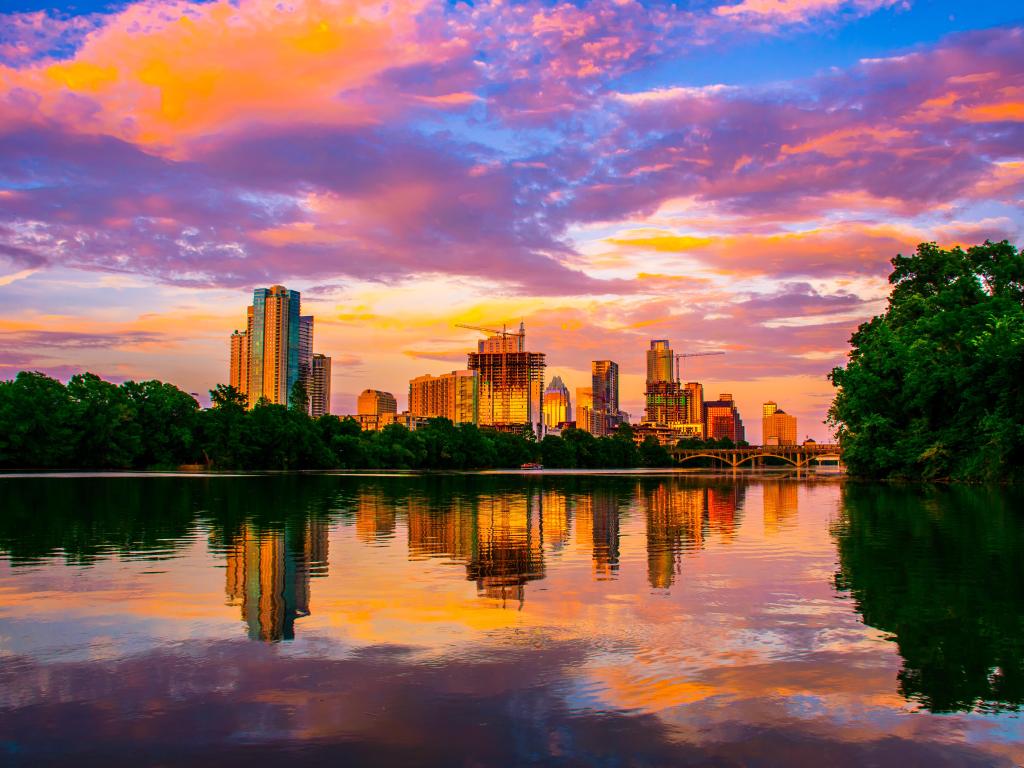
0, 472, 1021, 766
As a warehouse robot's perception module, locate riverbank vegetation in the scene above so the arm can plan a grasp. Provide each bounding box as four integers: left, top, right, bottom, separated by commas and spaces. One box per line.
0, 374, 673, 470
829, 240, 1024, 481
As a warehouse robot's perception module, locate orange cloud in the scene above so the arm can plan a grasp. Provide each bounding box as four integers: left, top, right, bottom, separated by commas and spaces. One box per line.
1, 0, 468, 153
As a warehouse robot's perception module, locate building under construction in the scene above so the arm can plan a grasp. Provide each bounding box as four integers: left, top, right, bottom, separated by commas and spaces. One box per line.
464, 322, 546, 435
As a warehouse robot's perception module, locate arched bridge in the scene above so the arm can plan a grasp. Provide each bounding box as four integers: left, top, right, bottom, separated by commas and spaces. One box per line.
670, 443, 843, 469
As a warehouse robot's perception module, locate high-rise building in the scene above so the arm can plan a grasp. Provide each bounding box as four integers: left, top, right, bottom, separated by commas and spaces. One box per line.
762, 401, 797, 446
646, 339, 674, 385
592, 360, 620, 437
704, 393, 746, 443
684, 382, 704, 425
467, 322, 546, 434
576, 387, 593, 433
542, 376, 572, 429
229, 287, 332, 410
358, 389, 398, 416
409, 370, 479, 424
249, 285, 301, 406
644, 339, 687, 426
298, 315, 314, 407
310, 354, 332, 418
229, 329, 248, 397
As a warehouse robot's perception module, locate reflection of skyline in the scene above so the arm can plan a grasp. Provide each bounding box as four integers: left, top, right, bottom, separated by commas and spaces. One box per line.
467, 494, 545, 605
224, 520, 329, 642
575, 490, 621, 578
644, 484, 747, 588
763, 482, 799, 536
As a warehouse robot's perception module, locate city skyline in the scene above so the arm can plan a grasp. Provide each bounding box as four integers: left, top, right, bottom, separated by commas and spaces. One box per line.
1, 1, 1022, 443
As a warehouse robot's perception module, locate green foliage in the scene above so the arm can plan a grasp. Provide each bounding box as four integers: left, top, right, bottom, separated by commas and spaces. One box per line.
0, 373, 667, 471
830, 240, 1024, 481
639, 436, 672, 467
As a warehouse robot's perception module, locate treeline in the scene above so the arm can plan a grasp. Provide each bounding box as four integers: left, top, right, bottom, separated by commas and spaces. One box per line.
829, 240, 1024, 481
0, 372, 674, 470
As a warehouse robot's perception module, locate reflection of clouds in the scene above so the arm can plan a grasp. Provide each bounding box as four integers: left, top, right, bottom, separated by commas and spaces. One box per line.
1, 640, 1017, 766
5, 477, 1024, 764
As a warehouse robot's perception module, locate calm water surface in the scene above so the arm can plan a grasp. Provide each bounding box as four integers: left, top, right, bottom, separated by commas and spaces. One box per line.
0, 473, 1021, 766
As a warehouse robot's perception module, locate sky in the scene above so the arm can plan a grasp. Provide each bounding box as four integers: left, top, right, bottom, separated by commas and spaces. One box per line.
0, 0, 1021, 441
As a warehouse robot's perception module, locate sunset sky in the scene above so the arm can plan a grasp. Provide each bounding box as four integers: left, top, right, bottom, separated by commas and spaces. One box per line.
1, 0, 1021, 440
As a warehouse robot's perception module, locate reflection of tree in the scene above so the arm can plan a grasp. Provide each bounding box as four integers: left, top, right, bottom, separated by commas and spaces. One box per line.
834, 484, 1024, 712
762, 482, 799, 537
223, 519, 329, 642
0, 477, 197, 565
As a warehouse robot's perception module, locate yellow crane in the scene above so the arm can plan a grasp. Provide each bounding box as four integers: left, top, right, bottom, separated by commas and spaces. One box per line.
675, 351, 725, 383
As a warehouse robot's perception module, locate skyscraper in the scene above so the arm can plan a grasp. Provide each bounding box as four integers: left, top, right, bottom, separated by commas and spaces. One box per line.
467, 323, 546, 434
591, 360, 619, 437
647, 340, 674, 384
299, 315, 314, 408
576, 387, 593, 433
249, 285, 301, 406
644, 339, 687, 426
310, 354, 332, 418
542, 376, 572, 428
409, 370, 479, 424
704, 393, 746, 443
683, 381, 704, 437
762, 401, 797, 446
229, 329, 248, 396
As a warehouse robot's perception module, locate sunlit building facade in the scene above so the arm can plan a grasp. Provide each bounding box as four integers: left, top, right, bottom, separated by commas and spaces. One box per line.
542, 376, 572, 429
467, 323, 545, 434
409, 370, 479, 424
575, 387, 593, 433
229, 329, 248, 397
298, 315, 314, 406
310, 354, 332, 418
646, 339, 674, 384
228, 287, 332, 410
249, 285, 301, 406
683, 381, 705, 437
644, 339, 687, 426
591, 360, 620, 437
358, 389, 398, 416
704, 393, 746, 443
762, 401, 798, 446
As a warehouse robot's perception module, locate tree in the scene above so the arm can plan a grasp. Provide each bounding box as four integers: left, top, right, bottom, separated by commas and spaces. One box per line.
639, 436, 672, 467
829, 240, 1024, 480
66, 373, 141, 468
200, 383, 251, 468
0, 372, 76, 468
122, 380, 200, 468
289, 379, 309, 414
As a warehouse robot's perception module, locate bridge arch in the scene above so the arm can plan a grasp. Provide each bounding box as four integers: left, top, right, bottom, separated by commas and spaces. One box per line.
733, 453, 801, 467
675, 453, 738, 467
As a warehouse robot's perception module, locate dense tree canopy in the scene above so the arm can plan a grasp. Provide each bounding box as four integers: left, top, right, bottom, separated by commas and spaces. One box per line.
829, 241, 1024, 481
0, 374, 673, 471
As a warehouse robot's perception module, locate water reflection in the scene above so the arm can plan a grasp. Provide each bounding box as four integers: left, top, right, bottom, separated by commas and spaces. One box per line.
834, 484, 1024, 713
1, 471, 1022, 759
220, 520, 329, 642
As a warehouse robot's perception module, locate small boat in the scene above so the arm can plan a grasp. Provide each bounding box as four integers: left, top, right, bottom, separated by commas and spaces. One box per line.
520, 462, 544, 470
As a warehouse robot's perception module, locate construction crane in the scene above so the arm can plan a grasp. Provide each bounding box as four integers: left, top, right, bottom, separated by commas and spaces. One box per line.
675, 351, 725, 383
455, 322, 524, 340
